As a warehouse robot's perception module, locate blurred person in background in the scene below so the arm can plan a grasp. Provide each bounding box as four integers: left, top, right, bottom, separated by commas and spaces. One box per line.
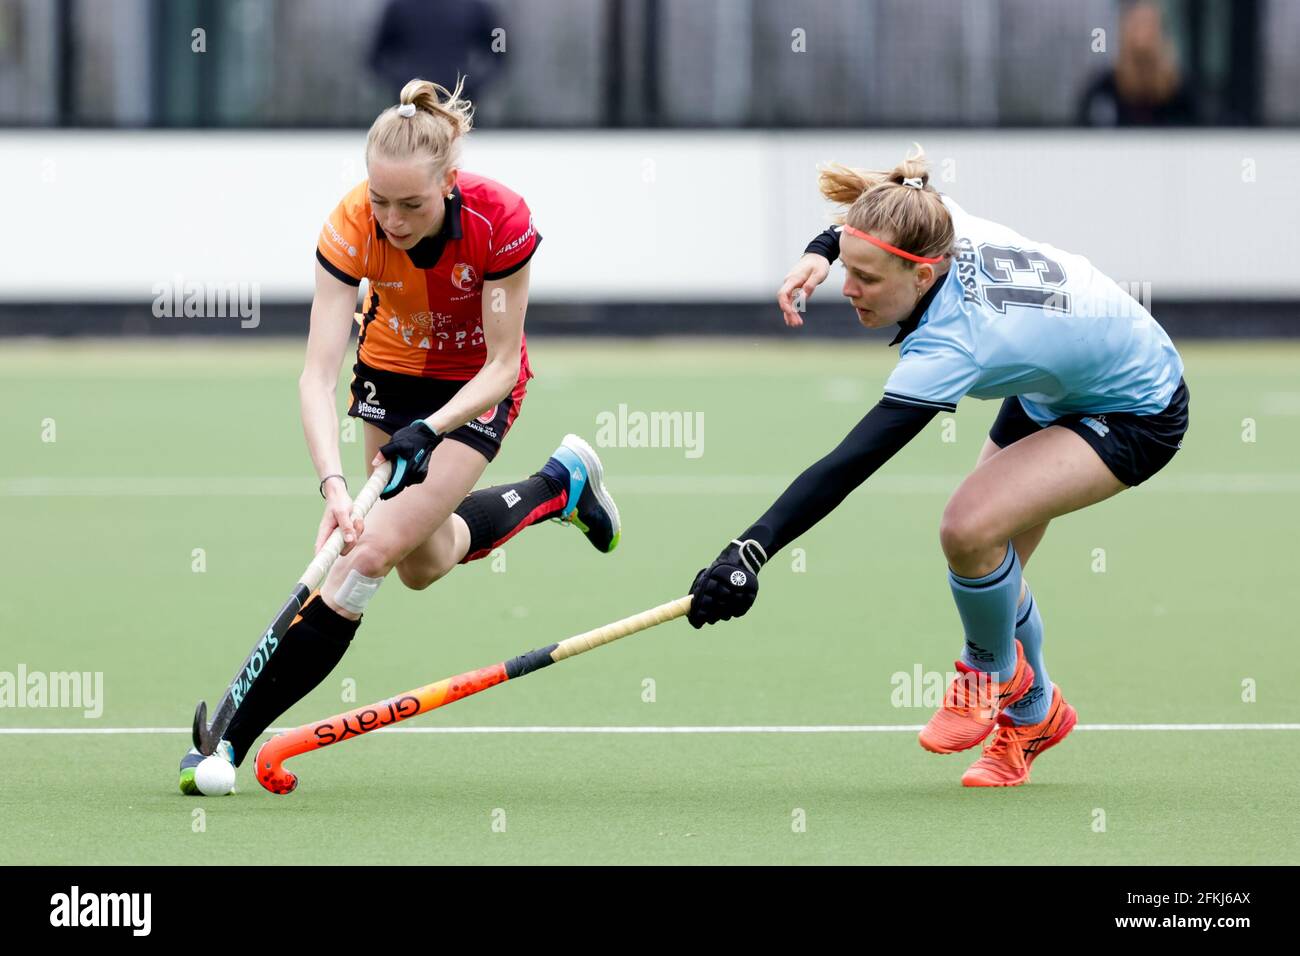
1077, 0, 1196, 126
369, 0, 503, 107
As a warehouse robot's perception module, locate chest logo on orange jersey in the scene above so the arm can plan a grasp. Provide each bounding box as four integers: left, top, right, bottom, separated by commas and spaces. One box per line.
388, 311, 485, 352
450, 262, 478, 291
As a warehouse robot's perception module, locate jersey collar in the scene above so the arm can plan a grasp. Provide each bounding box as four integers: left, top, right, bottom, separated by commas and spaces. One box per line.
375, 184, 464, 270
889, 266, 951, 347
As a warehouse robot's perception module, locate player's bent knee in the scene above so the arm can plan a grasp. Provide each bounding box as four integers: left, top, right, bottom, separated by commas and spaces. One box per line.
394, 540, 460, 590
395, 561, 438, 591
345, 540, 396, 581
938, 508, 998, 563
395, 553, 456, 591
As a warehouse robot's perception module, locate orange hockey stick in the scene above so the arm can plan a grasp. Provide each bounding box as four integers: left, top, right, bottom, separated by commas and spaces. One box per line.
254, 595, 691, 794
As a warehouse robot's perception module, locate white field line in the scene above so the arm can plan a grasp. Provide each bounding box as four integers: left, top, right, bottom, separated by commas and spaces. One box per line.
4, 473, 1300, 497
1, 723, 1298, 735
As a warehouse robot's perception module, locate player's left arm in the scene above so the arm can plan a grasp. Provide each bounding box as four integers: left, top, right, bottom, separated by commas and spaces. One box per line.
424, 263, 529, 435
687, 398, 939, 628
689, 337, 976, 626
371, 264, 530, 499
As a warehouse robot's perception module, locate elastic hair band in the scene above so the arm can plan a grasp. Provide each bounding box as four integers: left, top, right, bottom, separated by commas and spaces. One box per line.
842, 224, 945, 264
397, 103, 417, 118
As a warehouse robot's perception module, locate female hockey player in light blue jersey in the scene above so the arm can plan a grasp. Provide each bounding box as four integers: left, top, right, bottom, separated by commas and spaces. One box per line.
685, 148, 1188, 787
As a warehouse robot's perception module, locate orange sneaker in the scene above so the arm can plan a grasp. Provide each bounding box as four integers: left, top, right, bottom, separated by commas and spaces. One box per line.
917, 640, 1034, 754
961, 685, 1078, 787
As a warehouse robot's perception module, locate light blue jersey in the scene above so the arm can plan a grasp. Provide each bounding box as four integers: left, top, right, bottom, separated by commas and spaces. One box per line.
881, 197, 1184, 425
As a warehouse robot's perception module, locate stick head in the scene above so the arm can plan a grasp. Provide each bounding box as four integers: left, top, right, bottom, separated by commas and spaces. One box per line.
254, 739, 299, 795
192, 700, 216, 755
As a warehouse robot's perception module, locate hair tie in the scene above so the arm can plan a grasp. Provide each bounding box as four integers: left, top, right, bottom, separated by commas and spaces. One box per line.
397, 103, 417, 118
902, 177, 924, 189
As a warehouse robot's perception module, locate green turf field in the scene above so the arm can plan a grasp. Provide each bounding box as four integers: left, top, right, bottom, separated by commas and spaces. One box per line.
1, 337, 1297, 865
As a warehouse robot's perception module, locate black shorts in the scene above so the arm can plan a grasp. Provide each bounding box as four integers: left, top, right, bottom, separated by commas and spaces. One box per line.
346, 360, 526, 462
988, 378, 1189, 487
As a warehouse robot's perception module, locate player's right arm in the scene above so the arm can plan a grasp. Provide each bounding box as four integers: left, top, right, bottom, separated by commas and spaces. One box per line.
301, 261, 364, 555
776, 227, 841, 327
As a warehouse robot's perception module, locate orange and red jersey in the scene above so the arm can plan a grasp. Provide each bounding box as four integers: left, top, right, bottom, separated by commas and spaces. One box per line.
315, 172, 541, 381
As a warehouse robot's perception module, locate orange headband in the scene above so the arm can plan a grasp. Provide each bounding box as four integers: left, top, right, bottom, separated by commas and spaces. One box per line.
842, 224, 945, 264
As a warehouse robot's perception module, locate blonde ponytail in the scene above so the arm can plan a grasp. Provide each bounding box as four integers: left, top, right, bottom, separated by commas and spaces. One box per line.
817, 163, 882, 205
366, 77, 474, 173
819, 144, 953, 265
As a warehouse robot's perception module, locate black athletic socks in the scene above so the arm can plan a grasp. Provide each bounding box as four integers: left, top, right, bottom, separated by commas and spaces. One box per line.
223, 593, 360, 765
454, 465, 568, 563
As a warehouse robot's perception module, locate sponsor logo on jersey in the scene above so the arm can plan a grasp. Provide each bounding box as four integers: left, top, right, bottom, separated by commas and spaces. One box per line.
476, 406, 498, 425
497, 215, 536, 257
388, 312, 484, 351
372, 280, 403, 289
451, 262, 478, 291
355, 402, 386, 419
1079, 416, 1110, 438
325, 219, 357, 257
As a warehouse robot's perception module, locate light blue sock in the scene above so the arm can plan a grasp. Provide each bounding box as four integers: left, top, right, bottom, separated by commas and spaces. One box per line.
1005, 583, 1051, 725
949, 543, 1021, 682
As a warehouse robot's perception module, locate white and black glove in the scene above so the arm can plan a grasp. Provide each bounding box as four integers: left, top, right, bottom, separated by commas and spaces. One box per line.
378, 421, 441, 500
687, 538, 768, 629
